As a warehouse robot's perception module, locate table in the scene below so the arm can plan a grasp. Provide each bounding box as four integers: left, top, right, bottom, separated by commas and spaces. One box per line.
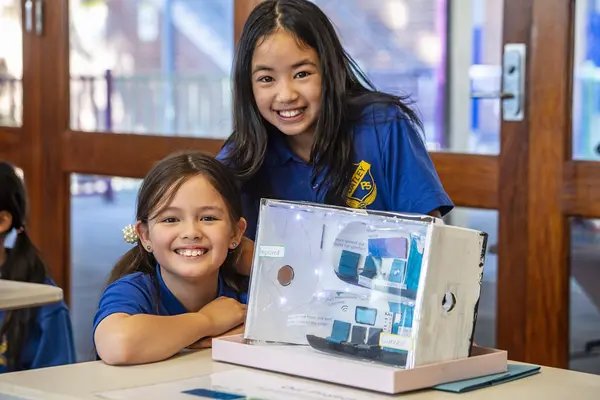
0, 349, 599, 400
0, 279, 63, 311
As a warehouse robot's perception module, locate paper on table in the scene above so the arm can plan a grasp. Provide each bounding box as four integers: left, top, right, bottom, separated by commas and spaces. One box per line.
96, 364, 540, 399
95, 368, 395, 400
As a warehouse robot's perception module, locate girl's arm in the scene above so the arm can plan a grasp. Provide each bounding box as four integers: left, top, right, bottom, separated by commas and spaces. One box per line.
429, 209, 442, 218
94, 311, 212, 365
94, 296, 246, 365
187, 323, 245, 349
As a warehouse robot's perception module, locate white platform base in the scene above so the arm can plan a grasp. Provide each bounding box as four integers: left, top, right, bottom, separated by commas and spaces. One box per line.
212, 335, 508, 394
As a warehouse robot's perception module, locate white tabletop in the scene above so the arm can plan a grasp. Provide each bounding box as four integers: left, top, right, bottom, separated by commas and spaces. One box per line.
0, 279, 63, 311
0, 349, 599, 400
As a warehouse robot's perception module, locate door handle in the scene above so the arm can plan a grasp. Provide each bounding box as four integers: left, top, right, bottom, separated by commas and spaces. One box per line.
471, 92, 515, 99
470, 43, 526, 121
24, 0, 33, 32
35, 0, 44, 36
24, 0, 43, 35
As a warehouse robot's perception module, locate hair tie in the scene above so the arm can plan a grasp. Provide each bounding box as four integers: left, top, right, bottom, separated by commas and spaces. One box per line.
122, 224, 139, 244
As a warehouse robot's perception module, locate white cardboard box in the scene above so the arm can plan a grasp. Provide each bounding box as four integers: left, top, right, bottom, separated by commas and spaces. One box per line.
212, 335, 507, 394
245, 199, 488, 369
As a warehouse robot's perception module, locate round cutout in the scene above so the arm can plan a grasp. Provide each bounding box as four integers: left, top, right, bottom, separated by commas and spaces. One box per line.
277, 265, 295, 286
441, 292, 457, 313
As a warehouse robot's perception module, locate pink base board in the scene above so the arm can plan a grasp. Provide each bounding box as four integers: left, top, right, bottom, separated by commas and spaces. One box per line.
212, 334, 508, 394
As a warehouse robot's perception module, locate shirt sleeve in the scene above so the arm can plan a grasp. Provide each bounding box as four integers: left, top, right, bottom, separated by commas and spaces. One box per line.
382, 116, 454, 216
92, 279, 156, 339
31, 308, 76, 369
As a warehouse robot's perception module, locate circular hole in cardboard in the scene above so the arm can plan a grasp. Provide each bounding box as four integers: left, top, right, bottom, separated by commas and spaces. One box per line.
277, 265, 294, 286
442, 292, 457, 313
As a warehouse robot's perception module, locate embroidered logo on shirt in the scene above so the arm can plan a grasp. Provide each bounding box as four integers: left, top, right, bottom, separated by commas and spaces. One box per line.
0, 337, 7, 366
346, 160, 377, 208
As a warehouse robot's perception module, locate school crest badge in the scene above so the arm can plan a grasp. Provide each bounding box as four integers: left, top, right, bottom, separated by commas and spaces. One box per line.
346, 160, 377, 208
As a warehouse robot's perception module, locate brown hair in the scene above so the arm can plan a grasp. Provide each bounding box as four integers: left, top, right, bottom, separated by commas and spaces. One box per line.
106, 152, 247, 294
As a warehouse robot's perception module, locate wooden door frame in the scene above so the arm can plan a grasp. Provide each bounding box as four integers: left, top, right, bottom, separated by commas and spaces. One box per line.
496, 0, 573, 368
28, 0, 594, 369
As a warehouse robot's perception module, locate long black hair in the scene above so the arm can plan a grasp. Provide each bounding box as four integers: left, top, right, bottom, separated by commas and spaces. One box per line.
0, 162, 48, 371
222, 0, 423, 205
107, 152, 248, 294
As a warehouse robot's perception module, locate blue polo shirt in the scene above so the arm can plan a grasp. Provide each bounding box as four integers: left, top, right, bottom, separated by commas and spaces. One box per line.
0, 278, 76, 373
92, 265, 248, 342
218, 103, 453, 240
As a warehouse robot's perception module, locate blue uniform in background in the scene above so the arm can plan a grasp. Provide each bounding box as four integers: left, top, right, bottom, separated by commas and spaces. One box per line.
0, 278, 76, 373
218, 103, 454, 240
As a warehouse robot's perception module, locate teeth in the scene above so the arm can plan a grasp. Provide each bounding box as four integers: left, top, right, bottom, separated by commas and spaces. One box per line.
177, 249, 205, 257
279, 109, 303, 118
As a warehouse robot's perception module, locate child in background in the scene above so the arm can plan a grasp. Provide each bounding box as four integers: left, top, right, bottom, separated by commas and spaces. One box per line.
0, 162, 76, 373
93, 152, 248, 366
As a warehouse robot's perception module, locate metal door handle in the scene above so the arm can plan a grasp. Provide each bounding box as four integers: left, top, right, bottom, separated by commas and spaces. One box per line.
24, 0, 42, 35
24, 0, 33, 32
35, 0, 43, 36
469, 43, 526, 121
471, 92, 515, 99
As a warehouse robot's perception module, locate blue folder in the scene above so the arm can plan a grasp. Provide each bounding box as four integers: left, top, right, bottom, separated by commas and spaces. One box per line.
433, 363, 541, 393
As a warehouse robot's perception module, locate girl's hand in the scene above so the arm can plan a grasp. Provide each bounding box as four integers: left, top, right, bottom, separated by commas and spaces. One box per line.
197, 296, 246, 337
187, 324, 245, 349
234, 237, 255, 276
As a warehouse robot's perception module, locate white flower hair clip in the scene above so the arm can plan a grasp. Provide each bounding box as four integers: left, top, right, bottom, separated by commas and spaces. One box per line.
122, 224, 139, 244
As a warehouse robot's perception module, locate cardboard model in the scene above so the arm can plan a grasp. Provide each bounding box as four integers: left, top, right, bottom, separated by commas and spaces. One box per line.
244, 199, 488, 369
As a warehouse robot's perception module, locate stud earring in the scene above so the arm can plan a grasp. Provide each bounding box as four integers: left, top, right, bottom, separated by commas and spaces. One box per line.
146, 245, 151, 251
228, 242, 238, 254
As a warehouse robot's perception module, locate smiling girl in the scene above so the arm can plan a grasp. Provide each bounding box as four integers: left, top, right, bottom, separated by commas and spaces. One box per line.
93, 152, 248, 365
219, 0, 453, 258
